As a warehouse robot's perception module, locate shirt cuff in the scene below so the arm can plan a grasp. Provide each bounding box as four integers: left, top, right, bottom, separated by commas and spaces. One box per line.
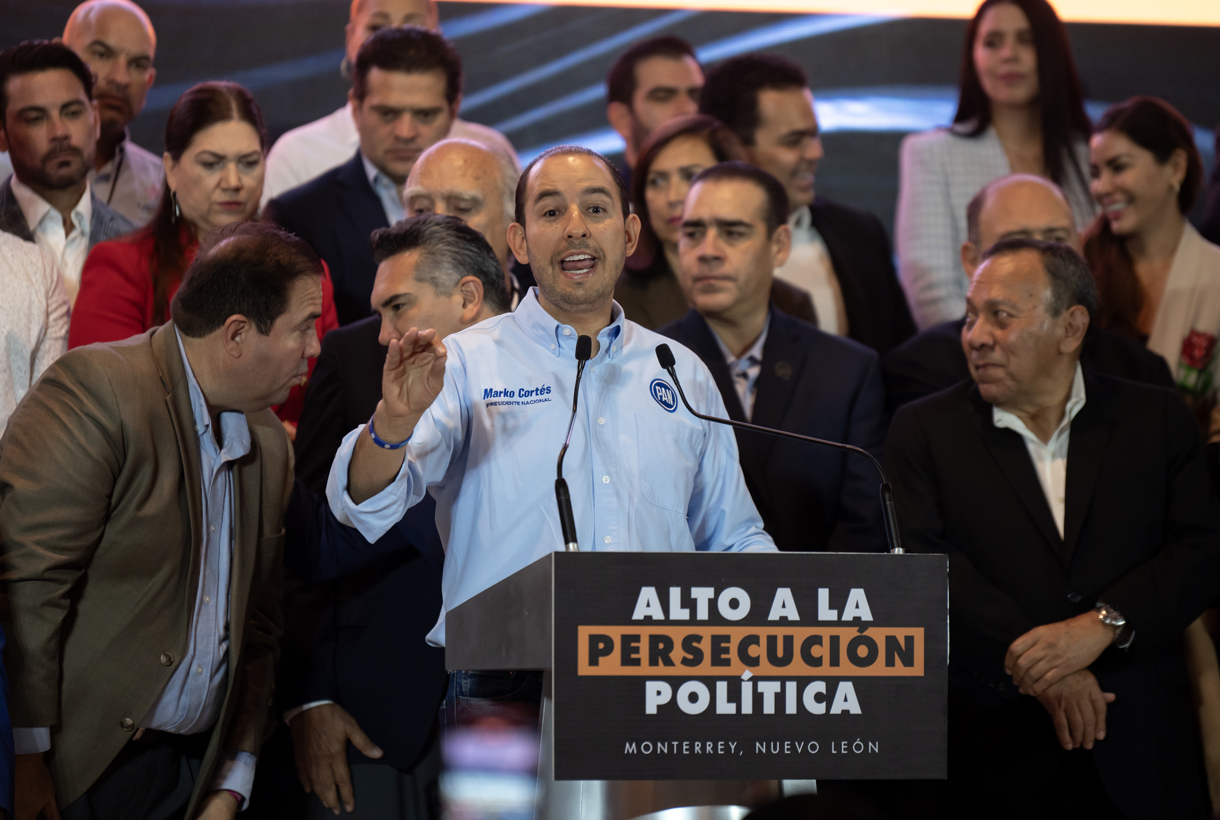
210, 751, 257, 811
325, 424, 415, 543
13, 727, 50, 755
284, 699, 335, 725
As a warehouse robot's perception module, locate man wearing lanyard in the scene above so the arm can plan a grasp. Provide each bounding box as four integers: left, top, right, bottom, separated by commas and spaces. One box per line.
62, 0, 164, 226
327, 145, 775, 705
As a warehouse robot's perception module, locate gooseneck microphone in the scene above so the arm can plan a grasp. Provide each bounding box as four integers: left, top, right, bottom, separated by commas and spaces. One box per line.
654, 344, 904, 554
556, 335, 594, 552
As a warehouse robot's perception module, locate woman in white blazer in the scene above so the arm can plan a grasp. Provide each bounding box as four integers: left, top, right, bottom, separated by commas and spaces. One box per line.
1085, 97, 1220, 429
895, 0, 1095, 329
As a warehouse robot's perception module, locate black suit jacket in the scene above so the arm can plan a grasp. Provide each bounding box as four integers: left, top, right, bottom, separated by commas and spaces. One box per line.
808, 199, 916, 358
886, 372, 1220, 816
265, 151, 387, 326
282, 316, 447, 772
659, 307, 888, 553
882, 318, 1176, 414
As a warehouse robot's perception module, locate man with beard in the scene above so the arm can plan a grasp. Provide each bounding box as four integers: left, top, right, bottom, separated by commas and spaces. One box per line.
700, 54, 914, 358
324, 146, 774, 714
62, 0, 163, 226
0, 41, 133, 305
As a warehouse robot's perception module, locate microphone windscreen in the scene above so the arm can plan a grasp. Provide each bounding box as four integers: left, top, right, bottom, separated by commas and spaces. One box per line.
575, 335, 593, 361
655, 344, 676, 370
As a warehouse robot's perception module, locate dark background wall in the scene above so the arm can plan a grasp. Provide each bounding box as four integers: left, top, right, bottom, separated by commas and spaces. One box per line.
2, 1, 1217, 233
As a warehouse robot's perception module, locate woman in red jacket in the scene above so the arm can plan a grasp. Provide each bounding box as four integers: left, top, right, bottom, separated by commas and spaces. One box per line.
71, 81, 338, 430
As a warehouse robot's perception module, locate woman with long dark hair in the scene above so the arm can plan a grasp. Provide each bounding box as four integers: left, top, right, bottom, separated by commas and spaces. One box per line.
895, 0, 1095, 328
1084, 96, 1218, 427
69, 81, 338, 426
614, 113, 814, 330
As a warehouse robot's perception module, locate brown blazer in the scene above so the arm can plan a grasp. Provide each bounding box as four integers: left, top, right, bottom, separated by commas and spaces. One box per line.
0, 322, 291, 810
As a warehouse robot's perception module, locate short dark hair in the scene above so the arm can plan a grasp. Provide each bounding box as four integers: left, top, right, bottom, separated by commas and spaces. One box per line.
371, 214, 510, 315
172, 222, 323, 338
606, 35, 698, 107
699, 53, 807, 147
0, 40, 93, 126
351, 26, 462, 107
982, 237, 1097, 320
689, 161, 789, 236
514, 145, 629, 227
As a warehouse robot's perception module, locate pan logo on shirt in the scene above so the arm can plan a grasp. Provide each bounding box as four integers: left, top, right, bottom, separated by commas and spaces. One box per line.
650, 379, 678, 413
482, 384, 553, 408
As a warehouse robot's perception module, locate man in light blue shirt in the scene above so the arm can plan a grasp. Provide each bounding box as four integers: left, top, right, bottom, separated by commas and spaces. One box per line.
328, 145, 775, 654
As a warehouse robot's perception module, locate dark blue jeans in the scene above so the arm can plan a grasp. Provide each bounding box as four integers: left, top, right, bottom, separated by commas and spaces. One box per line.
441, 670, 544, 736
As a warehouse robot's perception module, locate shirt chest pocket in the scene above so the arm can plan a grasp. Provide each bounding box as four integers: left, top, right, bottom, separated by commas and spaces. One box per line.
635, 414, 702, 515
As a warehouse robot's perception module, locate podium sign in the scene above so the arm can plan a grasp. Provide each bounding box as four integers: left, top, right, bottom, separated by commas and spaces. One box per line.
551, 552, 946, 781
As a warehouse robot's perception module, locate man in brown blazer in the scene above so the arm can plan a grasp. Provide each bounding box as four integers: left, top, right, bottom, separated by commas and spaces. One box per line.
0, 222, 323, 820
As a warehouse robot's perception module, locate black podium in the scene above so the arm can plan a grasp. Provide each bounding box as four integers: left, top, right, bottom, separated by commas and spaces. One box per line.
447, 550, 948, 819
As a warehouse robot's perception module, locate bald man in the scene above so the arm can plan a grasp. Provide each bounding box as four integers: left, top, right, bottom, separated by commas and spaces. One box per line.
261, 0, 517, 208
62, 0, 163, 225
882, 174, 1173, 411
404, 137, 533, 301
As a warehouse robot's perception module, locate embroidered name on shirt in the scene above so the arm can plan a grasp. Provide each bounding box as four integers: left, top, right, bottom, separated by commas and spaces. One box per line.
483, 384, 554, 408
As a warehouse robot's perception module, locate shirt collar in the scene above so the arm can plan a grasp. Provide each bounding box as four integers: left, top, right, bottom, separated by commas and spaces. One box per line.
993, 362, 1087, 445
514, 287, 625, 361
10, 175, 92, 237
174, 329, 252, 463
361, 152, 392, 190
789, 205, 812, 232
711, 313, 770, 370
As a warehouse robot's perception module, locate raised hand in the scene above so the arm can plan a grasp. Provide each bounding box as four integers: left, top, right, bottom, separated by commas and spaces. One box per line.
378, 328, 448, 436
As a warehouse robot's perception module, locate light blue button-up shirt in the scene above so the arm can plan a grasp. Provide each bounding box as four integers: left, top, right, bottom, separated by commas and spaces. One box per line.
328, 289, 776, 646
361, 152, 405, 226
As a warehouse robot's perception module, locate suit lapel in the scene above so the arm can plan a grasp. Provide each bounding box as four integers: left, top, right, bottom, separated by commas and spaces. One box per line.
0, 177, 35, 242
972, 390, 1064, 558
1062, 375, 1112, 564
675, 311, 747, 422
153, 325, 207, 614
336, 152, 391, 233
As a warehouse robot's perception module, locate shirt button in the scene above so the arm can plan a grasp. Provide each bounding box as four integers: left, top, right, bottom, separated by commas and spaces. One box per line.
204, 596, 211, 604
603, 535, 612, 544
563, 328, 572, 336
1067, 592, 1082, 603
602, 475, 610, 484
160, 652, 174, 666
209, 525, 216, 534
597, 417, 605, 425
550, 344, 556, 351
197, 666, 204, 675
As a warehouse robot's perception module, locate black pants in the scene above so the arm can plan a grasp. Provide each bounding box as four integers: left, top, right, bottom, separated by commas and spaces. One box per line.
61, 732, 209, 820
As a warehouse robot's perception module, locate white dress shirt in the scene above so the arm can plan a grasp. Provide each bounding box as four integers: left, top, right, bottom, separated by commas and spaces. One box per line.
710, 316, 770, 420
260, 103, 519, 208
327, 289, 776, 647
0, 233, 69, 432
774, 205, 847, 336
992, 364, 1087, 538
9, 176, 92, 305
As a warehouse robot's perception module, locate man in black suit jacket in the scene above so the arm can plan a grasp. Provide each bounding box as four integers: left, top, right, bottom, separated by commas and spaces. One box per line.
264, 26, 463, 326
887, 238, 1220, 818
659, 162, 887, 553
277, 215, 509, 819
884, 173, 1175, 413
700, 53, 915, 357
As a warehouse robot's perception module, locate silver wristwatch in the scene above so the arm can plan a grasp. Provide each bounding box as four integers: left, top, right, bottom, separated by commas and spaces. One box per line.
1095, 602, 1134, 650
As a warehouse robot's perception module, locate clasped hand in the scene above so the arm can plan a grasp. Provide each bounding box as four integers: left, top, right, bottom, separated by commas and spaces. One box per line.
1004, 611, 1115, 697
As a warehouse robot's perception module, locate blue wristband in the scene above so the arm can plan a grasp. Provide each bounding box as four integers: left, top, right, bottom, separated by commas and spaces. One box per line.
367, 414, 411, 450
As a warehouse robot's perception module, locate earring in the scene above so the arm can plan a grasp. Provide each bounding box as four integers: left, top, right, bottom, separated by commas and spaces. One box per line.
340, 56, 352, 81
172, 191, 180, 221
1172, 181, 1182, 194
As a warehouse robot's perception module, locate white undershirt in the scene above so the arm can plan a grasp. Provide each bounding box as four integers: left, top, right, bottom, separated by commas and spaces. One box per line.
991, 364, 1087, 538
